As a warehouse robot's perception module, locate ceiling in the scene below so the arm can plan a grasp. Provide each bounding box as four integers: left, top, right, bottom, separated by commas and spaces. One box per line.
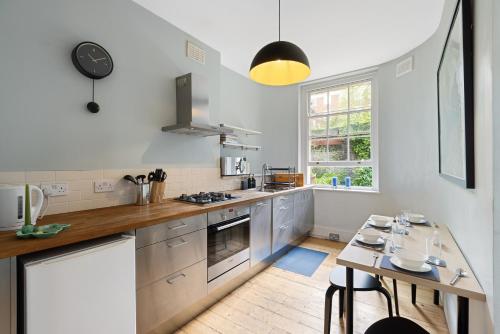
133, 0, 445, 82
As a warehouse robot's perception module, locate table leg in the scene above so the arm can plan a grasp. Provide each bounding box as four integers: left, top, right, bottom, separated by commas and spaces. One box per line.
457, 296, 469, 334
433, 290, 440, 305
346, 267, 354, 334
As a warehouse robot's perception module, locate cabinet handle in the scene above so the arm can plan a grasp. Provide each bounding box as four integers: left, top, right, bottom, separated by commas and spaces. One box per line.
167, 238, 188, 248
280, 225, 288, 230
168, 222, 187, 230
280, 206, 289, 210
256, 202, 267, 207
166, 273, 186, 284
280, 196, 288, 201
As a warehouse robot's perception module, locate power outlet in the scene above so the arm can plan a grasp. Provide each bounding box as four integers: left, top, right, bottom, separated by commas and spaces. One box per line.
94, 180, 114, 193
40, 183, 68, 197
328, 233, 340, 241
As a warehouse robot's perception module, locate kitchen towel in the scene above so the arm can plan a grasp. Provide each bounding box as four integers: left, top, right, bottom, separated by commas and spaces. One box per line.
273, 247, 328, 277
380, 255, 440, 282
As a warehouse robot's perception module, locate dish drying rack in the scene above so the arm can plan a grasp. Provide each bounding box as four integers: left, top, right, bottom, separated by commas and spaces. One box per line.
260, 164, 296, 191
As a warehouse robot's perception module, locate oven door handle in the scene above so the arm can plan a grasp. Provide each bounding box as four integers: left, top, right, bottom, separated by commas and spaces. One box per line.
215, 217, 250, 231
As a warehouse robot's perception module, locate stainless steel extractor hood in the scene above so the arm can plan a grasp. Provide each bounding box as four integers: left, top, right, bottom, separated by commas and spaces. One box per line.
162, 73, 223, 137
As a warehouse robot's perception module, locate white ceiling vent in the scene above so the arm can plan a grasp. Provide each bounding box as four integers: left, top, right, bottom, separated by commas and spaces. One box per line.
186, 41, 206, 65
396, 56, 414, 78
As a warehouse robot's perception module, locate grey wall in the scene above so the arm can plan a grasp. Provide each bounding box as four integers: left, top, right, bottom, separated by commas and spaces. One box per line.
314, 0, 494, 331
0, 0, 299, 173
493, 0, 500, 331
219, 66, 298, 174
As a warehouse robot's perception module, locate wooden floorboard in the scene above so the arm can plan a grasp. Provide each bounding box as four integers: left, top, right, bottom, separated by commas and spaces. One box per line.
177, 237, 449, 334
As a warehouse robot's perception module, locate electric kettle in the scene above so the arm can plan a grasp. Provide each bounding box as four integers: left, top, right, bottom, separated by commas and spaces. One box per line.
0, 184, 44, 231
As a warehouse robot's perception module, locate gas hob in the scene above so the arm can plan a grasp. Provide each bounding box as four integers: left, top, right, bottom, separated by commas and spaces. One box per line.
176, 192, 239, 205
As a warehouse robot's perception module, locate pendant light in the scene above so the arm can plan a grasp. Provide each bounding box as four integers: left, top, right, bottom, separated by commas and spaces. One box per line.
249, 0, 310, 86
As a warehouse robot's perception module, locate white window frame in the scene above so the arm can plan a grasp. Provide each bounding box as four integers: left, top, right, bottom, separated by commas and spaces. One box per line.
298, 68, 379, 191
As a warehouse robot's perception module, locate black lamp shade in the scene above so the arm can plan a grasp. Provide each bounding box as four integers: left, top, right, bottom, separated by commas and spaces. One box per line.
249, 41, 311, 86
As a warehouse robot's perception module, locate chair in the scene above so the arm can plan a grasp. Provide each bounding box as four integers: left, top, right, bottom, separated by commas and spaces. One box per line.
364, 316, 429, 334
324, 266, 394, 334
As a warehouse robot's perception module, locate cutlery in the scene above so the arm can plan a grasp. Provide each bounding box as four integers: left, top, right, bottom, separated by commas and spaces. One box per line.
136, 175, 146, 184
450, 268, 465, 285
372, 252, 379, 267
123, 175, 138, 185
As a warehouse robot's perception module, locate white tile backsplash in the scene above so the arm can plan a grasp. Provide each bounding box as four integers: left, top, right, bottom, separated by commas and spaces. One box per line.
0, 167, 242, 216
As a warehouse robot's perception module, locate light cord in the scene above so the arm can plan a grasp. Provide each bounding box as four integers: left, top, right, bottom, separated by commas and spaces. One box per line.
278, 0, 281, 41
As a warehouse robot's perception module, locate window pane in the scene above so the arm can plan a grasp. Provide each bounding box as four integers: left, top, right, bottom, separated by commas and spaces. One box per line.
309, 117, 327, 137
329, 87, 348, 112
349, 136, 371, 160
328, 114, 347, 137
310, 138, 327, 161
309, 92, 328, 115
349, 81, 371, 110
309, 166, 373, 187
349, 111, 371, 135
328, 137, 347, 161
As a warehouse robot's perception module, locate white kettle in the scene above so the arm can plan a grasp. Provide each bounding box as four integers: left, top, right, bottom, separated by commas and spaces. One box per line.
0, 184, 44, 231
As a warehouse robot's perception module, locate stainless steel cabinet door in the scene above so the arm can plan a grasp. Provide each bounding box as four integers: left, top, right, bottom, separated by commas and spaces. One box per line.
136, 214, 207, 249
0, 258, 12, 334
250, 200, 272, 266
272, 196, 294, 253
304, 190, 314, 233
136, 259, 207, 334
293, 190, 314, 238
136, 229, 207, 289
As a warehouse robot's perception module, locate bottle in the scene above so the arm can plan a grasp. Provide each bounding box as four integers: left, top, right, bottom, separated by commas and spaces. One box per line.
345, 176, 351, 189
249, 174, 256, 188
331, 176, 338, 189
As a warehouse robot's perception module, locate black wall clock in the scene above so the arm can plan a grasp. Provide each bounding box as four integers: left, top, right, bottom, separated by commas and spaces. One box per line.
71, 41, 113, 113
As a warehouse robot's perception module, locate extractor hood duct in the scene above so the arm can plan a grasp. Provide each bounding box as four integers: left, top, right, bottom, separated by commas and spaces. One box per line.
162, 73, 223, 137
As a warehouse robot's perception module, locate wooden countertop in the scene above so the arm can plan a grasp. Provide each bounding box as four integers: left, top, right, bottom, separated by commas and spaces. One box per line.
0, 186, 313, 259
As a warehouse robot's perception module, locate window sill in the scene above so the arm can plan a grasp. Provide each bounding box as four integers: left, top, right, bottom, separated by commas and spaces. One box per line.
312, 186, 380, 194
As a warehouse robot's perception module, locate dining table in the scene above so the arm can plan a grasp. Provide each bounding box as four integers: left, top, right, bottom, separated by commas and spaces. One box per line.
335, 215, 486, 334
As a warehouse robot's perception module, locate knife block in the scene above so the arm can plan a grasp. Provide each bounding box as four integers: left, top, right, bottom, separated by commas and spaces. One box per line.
149, 181, 166, 204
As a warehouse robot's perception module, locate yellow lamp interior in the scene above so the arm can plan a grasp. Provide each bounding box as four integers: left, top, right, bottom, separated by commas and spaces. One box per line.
250, 60, 311, 86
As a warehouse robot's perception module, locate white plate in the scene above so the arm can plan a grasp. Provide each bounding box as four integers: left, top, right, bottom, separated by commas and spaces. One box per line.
407, 213, 425, 223
390, 256, 432, 273
355, 234, 385, 245
368, 220, 392, 228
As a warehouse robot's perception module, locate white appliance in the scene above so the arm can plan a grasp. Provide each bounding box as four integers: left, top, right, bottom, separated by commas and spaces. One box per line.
20, 235, 136, 334
0, 184, 43, 231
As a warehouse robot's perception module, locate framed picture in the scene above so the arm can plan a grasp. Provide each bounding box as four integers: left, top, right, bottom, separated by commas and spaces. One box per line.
437, 0, 474, 188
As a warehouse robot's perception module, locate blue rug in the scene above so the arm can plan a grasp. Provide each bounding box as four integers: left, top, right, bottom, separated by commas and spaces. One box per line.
273, 247, 329, 277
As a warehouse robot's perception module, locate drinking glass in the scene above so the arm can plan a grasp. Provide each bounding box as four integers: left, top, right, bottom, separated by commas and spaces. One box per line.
426, 229, 442, 260
391, 222, 405, 250
400, 209, 411, 227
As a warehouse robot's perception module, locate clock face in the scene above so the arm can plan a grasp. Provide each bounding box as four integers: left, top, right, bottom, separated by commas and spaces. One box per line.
71, 42, 113, 79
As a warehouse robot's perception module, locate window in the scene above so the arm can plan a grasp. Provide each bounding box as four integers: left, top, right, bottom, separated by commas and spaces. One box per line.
300, 72, 378, 190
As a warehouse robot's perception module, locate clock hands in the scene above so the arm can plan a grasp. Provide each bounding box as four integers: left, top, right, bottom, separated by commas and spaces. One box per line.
93, 57, 107, 62
88, 53, 97, 63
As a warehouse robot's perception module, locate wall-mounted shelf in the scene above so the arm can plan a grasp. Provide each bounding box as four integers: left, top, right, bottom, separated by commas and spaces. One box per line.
221, 142, 262, 151
219, 124, 262, 136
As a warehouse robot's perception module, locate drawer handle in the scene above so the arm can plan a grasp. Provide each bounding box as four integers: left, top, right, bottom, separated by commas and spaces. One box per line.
166, 273, 186, 284
256, 202, 267, 207
280, 225, 288, 230
167, 238, 188, 248
280, 196, 288, 201
280, 206, 289, 210
168, 222, 187, 230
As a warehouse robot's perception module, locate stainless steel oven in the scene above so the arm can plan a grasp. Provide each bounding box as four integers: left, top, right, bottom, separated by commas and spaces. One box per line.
207, 206, 250, 282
